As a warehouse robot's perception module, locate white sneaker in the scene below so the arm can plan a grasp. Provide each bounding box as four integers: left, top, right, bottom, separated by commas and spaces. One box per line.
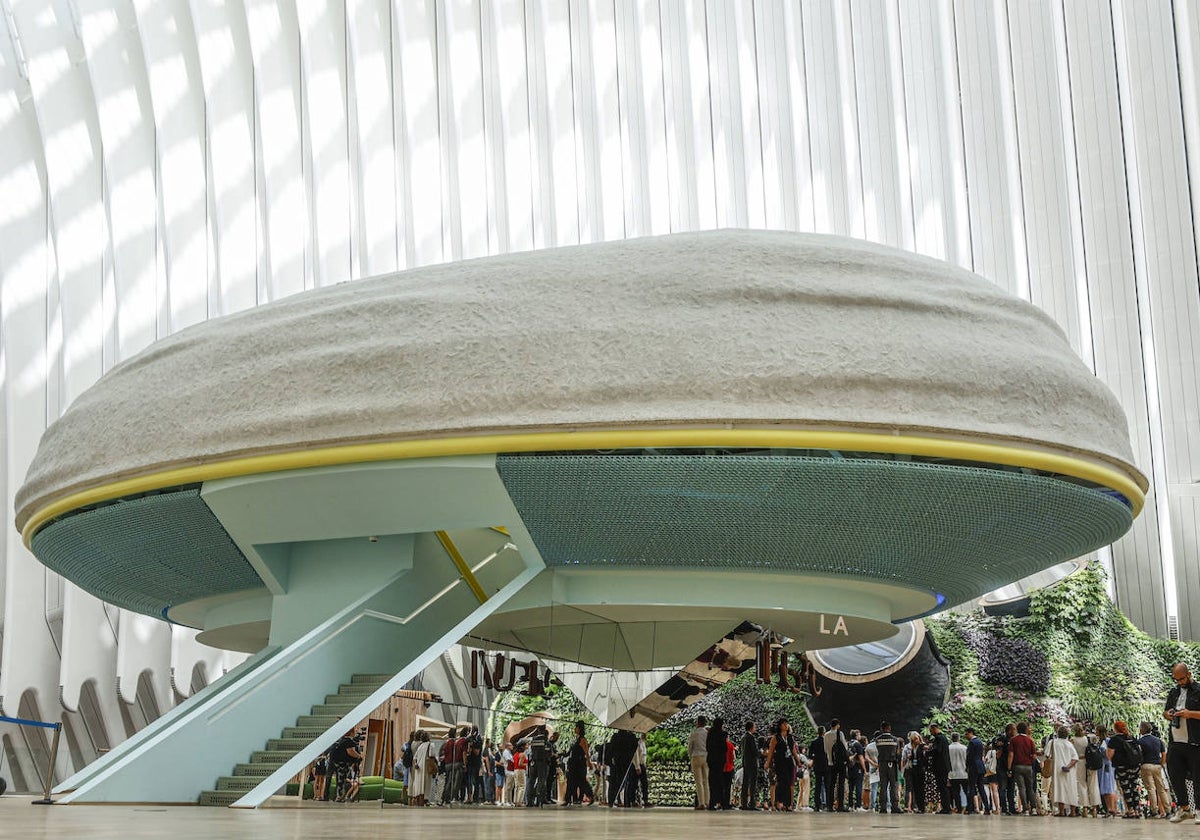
1170, 809, 1192, 823
1194, 812, 1200, 826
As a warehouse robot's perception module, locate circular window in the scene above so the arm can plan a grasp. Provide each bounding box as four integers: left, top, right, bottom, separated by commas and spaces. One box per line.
978, 559, 1085, 609
808, 620, 924, 683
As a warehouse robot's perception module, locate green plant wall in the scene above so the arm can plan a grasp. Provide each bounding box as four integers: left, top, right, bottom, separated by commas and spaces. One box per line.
925, 562, 1200, 740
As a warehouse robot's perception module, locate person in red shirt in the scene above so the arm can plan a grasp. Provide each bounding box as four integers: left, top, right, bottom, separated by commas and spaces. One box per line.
723, 735, 737, 809
1006, 722, 1038, 814
510, 749, 528, 806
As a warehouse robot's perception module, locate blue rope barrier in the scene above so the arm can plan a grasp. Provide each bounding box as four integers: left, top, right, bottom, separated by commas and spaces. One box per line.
0, 715, 59, 730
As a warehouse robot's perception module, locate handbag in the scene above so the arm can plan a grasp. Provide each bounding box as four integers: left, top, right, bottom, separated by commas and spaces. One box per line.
1040, 755, 1053, 779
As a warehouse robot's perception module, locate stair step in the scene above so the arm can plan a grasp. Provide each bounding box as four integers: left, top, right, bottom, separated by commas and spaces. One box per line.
233, 763, 277, 778
297, 715, 340, 728
282, 726, 330, 740
309, 700, 362, 715
216, 776, 259, 793
199, 790, 242, 807
266, 737, 311, 752
204, 673, 394, 807
350, 674, 392, 685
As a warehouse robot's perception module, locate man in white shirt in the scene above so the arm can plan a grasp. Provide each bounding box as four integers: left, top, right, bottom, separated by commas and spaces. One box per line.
947, 733, 968, 813
688, 716, 709, 810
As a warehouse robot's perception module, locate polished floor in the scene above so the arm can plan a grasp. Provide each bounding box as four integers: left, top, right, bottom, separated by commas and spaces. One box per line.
0, 796, 1187, 840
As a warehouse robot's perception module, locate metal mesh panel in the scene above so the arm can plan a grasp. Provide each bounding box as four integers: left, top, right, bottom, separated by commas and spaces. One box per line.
496, 453, 1132, 610
31, 488, 261, 618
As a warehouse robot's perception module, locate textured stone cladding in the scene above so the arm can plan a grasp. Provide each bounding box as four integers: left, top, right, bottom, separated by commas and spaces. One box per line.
18, 231, 1139, 529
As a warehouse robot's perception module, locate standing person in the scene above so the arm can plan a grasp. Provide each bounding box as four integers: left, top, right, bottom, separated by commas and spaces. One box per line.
995, 724, 1016, 815
902, 732, 922, 812
439, 727, 458, 805
1070, 724, 1098, 816
740, 721, 760, 810
928, 723, 951, 814
1007, 722, 1038, 815
410, 731, 433, 807
564, 721, 594, 806
623, 732, 645, 807
964, 728, 988, 814
1048, 726, 1079, 816
1106, 720, 1144, 818
1093, 725, 1118, 817
765, 718, 799, 812
312, 751, 329, 802
874, 721, 902, 814
481, 739, 495, 804
984, 738, 1000, 814
722, 730, 736, 809
1165, 663, 1200, 824
688, 716, 709, 811
809, 727, 829, 811
846, 729, 866, 811
465, 726, 483, 803
636, 733, 651, 807
706, 718, 730, 809
491, 742, 506, 806
1135, 722, 1168, 818
947, 732, 968, 813
864, 733, 879, 811
824, 719, 849, 811
509, 743, 527, 806
796, 744, 812, 812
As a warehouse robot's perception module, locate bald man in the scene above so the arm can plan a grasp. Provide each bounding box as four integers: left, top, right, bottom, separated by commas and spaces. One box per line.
1165, 663, 1200, 823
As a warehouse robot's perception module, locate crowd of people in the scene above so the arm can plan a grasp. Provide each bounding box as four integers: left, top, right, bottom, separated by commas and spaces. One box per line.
684, 662, 1200, 820
389, 721, 652, 808
310, 661, 1200, 817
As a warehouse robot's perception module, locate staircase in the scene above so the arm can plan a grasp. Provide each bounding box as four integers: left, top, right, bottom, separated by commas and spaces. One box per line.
198, 673, 392, 806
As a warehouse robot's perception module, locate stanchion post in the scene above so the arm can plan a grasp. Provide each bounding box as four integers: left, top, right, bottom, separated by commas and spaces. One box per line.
32, 723, 61, 805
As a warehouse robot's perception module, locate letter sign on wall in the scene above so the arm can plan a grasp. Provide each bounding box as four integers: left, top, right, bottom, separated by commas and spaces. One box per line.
819, 614, 849, 636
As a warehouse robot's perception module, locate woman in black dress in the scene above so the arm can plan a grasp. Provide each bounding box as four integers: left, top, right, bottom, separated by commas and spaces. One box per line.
564, 721, 594, 805
765, 718, 799, 811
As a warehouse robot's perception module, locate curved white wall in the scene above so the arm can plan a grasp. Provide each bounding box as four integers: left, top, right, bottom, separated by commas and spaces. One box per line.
1, 0, 1198, 782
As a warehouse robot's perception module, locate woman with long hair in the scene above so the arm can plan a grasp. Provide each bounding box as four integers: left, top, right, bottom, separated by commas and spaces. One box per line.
410, 730, 433, 807
563, 721, 595, 806
764, 718, 799, 811
796, 744, 812, 811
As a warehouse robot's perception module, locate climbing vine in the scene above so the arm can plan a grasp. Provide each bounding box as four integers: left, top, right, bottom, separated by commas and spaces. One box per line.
925, 562, 1200, 737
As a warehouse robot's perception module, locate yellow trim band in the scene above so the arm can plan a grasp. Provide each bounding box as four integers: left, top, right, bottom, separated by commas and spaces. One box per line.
21, 429, 1144, 546
435, 531, 488, 605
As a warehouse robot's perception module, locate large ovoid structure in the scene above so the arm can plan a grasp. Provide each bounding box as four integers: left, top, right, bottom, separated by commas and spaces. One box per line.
16, 231, 1143, 805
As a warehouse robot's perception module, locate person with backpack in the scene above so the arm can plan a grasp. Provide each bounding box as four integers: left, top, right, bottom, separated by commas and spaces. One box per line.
1093, 725, 1119, 817
1075, 726, 1103, 816
397, 731, 415, 788
1081, 733, 1106, 807
1106, 720, 1144, 818
824, 719, 849, 811
312, 751, 329, 801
